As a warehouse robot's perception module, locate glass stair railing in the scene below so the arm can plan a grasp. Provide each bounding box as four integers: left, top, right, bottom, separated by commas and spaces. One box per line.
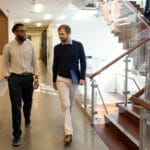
76, 0, 150, 149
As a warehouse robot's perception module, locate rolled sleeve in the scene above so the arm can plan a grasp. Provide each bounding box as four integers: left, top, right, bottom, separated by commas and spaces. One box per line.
2, 44, 10, 77
32, 46, 39, 75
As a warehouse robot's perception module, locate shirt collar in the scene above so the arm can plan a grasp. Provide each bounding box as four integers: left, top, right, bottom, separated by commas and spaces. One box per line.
61, 38, 72, 45
14, 39, 27, 45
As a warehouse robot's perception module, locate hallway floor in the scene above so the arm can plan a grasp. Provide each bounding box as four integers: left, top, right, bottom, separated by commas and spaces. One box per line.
0, 62, 108, 150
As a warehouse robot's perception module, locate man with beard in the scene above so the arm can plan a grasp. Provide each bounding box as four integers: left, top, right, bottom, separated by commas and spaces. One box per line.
52, 24, 86, 144
2, 23, 39, 146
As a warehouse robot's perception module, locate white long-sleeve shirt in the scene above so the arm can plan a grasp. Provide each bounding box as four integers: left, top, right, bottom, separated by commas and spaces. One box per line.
2, 39, 39, 77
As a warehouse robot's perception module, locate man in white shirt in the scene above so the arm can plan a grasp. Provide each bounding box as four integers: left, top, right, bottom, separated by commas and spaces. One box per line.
2, 23, 39, 146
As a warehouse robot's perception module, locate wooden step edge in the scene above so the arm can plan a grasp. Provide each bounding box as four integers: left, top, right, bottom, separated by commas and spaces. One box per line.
93, 124, 133, 150
105, 114, 139, 147
130, 96, 150, 110
118, 104, 140, 119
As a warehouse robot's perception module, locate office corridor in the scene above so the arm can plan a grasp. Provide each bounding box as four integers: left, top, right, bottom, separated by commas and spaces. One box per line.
0, 62, 108, 150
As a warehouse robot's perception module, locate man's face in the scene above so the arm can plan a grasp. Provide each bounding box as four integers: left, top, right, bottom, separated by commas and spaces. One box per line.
15, 26, 27, 42
58, 28, 70, 43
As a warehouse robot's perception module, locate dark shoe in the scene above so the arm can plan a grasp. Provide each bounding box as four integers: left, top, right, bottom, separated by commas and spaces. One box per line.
25, 120, 31, 128
12, 137, 21, 146
64, 135, 72, 144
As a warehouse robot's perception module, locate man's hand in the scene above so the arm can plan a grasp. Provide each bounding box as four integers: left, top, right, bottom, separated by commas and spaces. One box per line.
79, 79, 85, 85
34, 79, 39, 90
5, 76, 9, 81
53, 82, 57, 90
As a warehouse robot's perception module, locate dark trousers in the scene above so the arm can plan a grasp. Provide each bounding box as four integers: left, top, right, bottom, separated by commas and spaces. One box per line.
8, 74, 34, 138
144, 0, 150, 21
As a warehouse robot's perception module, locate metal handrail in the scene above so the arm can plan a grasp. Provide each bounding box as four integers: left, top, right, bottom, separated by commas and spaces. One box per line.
88, 38, 150, 123
90, 78, 108, 124
86, 0, 150, 124
93, 79, 109, 114
116, 73, 141, 90
89, 38, 150, 79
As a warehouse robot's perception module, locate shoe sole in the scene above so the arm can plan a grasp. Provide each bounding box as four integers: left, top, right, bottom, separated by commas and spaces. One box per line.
25, 125, 31, 128
12, 139, 21, 146
64, 139, 72, 145
12, 143, 21, 147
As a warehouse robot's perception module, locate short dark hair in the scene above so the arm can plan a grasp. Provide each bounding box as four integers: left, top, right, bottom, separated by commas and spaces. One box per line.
58, 24, 71, 34
12, 23, 24, 33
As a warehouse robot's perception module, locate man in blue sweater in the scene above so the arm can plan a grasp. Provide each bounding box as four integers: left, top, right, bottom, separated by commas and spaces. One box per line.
52, 24, 86, 144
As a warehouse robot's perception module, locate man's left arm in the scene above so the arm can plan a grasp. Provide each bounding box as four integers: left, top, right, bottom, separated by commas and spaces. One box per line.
79, 43, 86, 85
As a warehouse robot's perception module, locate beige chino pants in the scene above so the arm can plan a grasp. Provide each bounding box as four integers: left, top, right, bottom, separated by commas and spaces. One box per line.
56, 76, 78, 135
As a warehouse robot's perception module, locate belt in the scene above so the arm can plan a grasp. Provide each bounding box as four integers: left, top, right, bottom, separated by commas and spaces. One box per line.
11, 73, 33, 76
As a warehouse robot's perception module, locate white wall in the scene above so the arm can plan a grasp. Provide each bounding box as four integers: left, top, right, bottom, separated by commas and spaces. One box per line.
47, 24, 53, 75
48, 10, 126, 95
8, 18, 15, 41
30, 33, 41, 59
52, 10, 123, 58
51, 10, 124, 74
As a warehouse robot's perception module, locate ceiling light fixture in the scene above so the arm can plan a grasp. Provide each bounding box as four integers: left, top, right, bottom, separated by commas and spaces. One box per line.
23, 18, 31, 23
58, 15, 67, 21
33, 3, 43, 13
44, 14, 53, 20
32, 0, 43, 13
36, 22, 42, 27
56, 23, 61, 28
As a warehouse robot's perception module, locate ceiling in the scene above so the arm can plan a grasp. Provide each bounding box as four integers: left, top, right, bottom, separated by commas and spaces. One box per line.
0, 0, 99, 27
0, 0, 72, 26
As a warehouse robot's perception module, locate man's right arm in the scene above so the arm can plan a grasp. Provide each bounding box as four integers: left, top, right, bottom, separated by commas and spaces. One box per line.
2, 45, 10, 79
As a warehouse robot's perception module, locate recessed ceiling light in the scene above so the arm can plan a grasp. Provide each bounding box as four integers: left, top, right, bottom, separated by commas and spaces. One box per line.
58, 15, 67, 21
56, 23, 61, 28
44, 14, 53, 20
33, 3, 43, 13
36, 22, 42, 27
23, 18, 31, 23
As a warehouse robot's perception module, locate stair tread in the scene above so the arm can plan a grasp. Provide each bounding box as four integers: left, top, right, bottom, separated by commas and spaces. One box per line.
105, 114, 139, 146
94, 124, 132, 150
118, 103, 140, 119
129, 0, 144, 14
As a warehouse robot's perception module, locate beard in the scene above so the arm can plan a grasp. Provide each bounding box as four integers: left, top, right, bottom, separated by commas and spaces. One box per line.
60, 37, 68, 43
18, 36, 26, 42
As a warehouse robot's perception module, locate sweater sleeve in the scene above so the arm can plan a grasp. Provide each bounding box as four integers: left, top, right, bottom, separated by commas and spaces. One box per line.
79, 43, 86, 80
52, 46, 58, 82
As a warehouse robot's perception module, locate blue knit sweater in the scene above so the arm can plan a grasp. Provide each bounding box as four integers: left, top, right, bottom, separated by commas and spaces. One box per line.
52, 40, 86, 83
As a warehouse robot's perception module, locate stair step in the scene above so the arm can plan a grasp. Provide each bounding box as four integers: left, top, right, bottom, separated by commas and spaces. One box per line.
118, 103, 140, 118
94, 124, 133, 150
129, 1, 144, 14
130, 1, 136, 5
105, 114, 139, 149
118, 103, 140, 128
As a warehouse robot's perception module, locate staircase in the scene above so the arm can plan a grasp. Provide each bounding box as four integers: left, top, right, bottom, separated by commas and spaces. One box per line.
92, 1, 150, 149
130, 1, 144, 14
98, 0, 149, 49
94, 86, 150, 149
94, 103, 140, 150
